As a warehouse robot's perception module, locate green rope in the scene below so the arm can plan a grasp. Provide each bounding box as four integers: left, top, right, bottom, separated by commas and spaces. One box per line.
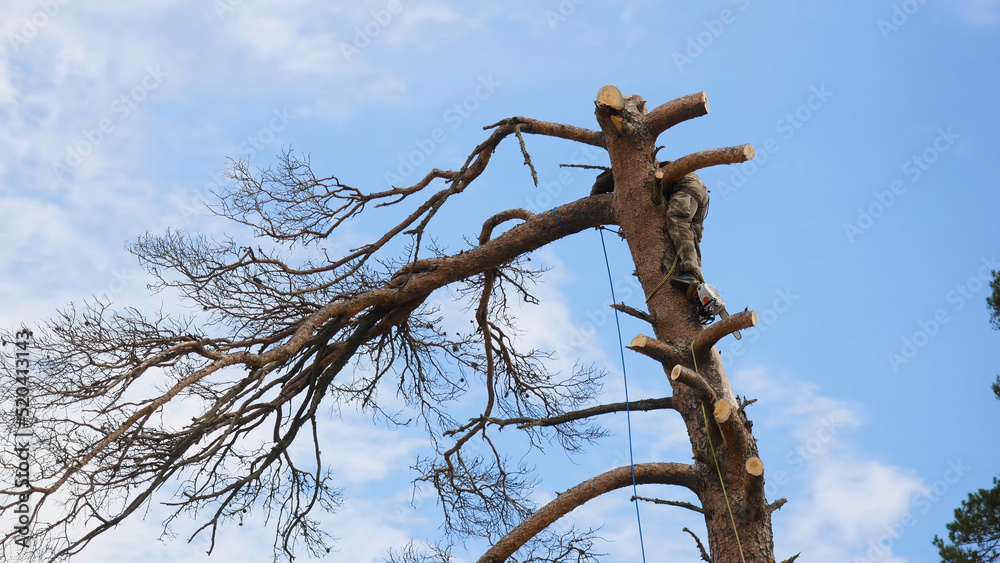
693, 344, 747, 563
645, 255, 679, 303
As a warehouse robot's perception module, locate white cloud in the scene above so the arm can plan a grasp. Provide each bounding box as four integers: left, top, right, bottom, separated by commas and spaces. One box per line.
225, 12, 343, 76
72, 487, 415, 563
733, 366, 861, 440
782, 459, 925, 561
730, 368, 933, 563
0, 58, 14, 106
319, 416, 426, 486
326, 500, 414, 562
647, 413, 692, 455
383, 2, 473, 46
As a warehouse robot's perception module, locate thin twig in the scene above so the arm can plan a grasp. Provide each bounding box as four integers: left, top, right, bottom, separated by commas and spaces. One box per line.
682, 527, 713, 562
610, 303, 653, 325
445, 397, 674, 435
631, 495, 704, 514
558, 163, 610, 171
737, 397, 757, 416
514, 124, 538, 186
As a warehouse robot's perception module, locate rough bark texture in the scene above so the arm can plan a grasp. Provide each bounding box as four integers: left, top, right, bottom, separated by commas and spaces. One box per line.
596, 90, 774, 562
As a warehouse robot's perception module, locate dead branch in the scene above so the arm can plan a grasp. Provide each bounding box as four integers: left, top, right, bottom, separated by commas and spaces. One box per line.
5, 183, 616, 561
558, 163, 610, 171
461, 396, 673, 432
744, 456, 765, 500
484, 117, 603, 148
479, 209, 537, 245
693, 310, 758, 355
768, 497, 788, 513
713, 398, 743, 454
631, 495, 705, 514
477, 463, 699, 563
654, 144, 755, 186
737, 396, 757, 416
627, 334, 683, 366
645, 92, 710, 138
669, 365, 718, 405
513, 125, 539, 186
682, 527, 714, 562
610, 303, 654, 325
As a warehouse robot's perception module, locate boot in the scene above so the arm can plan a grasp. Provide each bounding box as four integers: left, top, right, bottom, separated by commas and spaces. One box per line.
668, 271, 700, 292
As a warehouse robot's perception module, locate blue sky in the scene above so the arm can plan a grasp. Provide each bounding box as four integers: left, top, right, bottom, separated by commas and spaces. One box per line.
2, 1, 1000, 561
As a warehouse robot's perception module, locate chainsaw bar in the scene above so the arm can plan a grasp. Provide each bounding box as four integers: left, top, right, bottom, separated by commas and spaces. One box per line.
716, 305, 741, 340
693, 282, 741, 340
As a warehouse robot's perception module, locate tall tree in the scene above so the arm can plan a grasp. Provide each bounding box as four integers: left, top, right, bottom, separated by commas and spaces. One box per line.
988, 268, 1000, 399
1, 88, 791, 562
987, 269, 1000, 332
934, 477, 1000, 563
932, 270, 1000, 561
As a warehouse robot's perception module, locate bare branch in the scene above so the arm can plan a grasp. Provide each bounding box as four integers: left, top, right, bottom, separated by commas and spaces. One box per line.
465, 396, 673, 431
513, 125, 539, 186
484, 117, 604, 148
738, 396, 757, 416
610, 303, 654, 325
745, 456, 765, 502
693, 310, 758, 355
682, 527, 714, 562
654, 144, 755, 186
627, 334, 683, 366
713, 398, 743, 454
768, 498, 788, 513
559, 163, 610, 171
669, 365, 718, 405
632, 495, 705, 514
477, 463, 699, 563
645, 92, 710, 138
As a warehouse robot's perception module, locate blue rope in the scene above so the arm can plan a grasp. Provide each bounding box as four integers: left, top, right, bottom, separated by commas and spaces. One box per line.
553, 209, 573, 235
598, 227, 648, 563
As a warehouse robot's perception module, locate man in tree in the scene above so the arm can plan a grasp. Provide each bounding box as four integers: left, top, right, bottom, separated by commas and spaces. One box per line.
663, 171, 709, 288
590, 166, 709, 288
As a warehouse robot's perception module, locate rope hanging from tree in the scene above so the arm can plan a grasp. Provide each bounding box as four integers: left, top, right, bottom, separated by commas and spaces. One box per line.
598, 227, 648, 563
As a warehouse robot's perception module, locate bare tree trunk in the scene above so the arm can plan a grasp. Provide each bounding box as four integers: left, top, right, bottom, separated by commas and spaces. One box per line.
597, 89, 774, 562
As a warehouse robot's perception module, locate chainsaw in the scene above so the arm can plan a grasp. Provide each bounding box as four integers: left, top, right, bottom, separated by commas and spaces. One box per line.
690, 283, 741, 340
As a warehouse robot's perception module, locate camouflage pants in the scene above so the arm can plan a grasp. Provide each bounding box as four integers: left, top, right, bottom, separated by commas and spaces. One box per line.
665, 173, 708, 275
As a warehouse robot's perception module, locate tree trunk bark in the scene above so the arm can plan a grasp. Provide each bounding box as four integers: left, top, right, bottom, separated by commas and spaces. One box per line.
596, 88, 775, 562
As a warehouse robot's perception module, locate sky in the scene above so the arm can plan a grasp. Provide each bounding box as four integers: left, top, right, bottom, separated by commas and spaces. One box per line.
2, 0, 1000, 561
